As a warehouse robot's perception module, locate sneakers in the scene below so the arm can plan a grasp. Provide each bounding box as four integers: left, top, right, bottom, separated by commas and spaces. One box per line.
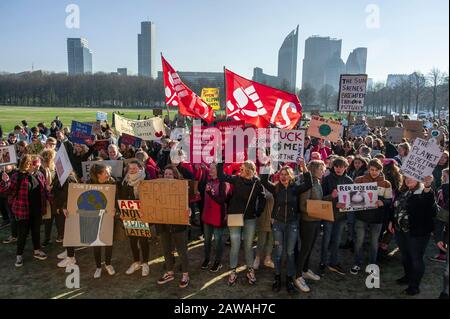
57, 257, 76, 268
428, 253, 446, 263
141, 263, 150, 277
328, 264, 346, 276
294, 277, 310, 293
3, 236, 17, 244
201, 259, 210, 270
263, 257, 275, 269
105, 265, 116, 276
253, 256, 260, 270
125, 262, 142, 275
286, 277, 297, 294
33, 250, 47, 260
303, 269, 321, 281
228, 270, 238, 286
94, 268, 102, 279
179, 273, 190, 288
350, 265, 361, 275
209, 262, 223, 273
56, 237, 64, 243
272, 275, 281, 292
57, 250, 67, 260
396, 276, 409, 285
247, 268, 256, 285
157, 272, 175, 285
15, 256, 23, 268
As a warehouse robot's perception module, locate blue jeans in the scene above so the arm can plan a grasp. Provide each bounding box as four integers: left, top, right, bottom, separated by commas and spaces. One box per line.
354, 220, 383, 266
229, 219, 257, 269
346, 212, 356, 242
272, 220, 299, 277
321, 219, 346, 266
203, 223, 225, 264
395, 231, 430, 290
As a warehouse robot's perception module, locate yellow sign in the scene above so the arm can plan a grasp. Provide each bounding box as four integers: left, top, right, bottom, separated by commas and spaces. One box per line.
201, 88, 220, 110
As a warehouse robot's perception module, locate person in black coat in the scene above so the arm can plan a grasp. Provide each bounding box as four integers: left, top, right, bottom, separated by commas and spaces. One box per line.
389, 175, 437, 296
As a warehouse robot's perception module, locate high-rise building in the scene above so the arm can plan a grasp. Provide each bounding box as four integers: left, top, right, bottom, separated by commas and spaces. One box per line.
324, 53, 346, 91
386, 74, 410, 87
252, 26, 299, 92
117, 68, 127, 76
302, 36, 342, 91
346, 48, 367, 74
67, 38, 92, 75
138, 21, 156, 78
277, 25, 299, 91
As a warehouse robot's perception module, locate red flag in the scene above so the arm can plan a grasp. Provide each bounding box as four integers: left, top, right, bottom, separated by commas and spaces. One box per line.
162, 55, 215, 124
225, 69, 302, 129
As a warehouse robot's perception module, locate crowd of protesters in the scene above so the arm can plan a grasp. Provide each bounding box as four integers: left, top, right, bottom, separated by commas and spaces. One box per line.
0, 112, 448, 298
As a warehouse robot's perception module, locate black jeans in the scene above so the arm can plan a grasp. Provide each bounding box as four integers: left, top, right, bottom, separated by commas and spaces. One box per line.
129, 237, 149, 263
44, 207, 65, 241
395, 230, 430, 290
0, 197, 10, 223
16, 208, 42, 255
93, 246, 113, 268
159, 230, 189, 273
297, 220, 320, 277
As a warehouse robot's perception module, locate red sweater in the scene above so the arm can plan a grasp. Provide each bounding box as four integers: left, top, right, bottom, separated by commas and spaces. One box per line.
202, 178, 230, 228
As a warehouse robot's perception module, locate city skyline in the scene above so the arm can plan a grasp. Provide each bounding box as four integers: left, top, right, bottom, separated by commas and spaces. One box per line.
0, 0, 448, 86
67, 37, 92, 75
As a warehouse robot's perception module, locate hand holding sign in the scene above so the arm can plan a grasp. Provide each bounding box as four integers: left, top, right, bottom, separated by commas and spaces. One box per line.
1, 172, 9, 182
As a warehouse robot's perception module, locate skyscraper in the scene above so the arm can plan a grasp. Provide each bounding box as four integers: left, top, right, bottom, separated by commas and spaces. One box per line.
138, 21, 156, 78
277, 25, 299, 91
346, 48, 367, 74
67, 38, 92, 75
302, 36, 342, 91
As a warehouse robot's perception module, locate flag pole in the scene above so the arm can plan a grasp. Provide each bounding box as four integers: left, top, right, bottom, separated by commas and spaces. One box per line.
223, 66, 227, 120
161, 52, 171, 128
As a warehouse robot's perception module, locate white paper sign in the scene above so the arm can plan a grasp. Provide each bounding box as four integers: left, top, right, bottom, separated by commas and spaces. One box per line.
82, 160, 124, 181
96, 111, 108, 122
55, 143, 73, 185
401, 138, 443, 182
0, 145, 17, 167
270, 129, 305, 163
114, 114, 165, 141
337, 182, 378, 212
338, 74, 368, 112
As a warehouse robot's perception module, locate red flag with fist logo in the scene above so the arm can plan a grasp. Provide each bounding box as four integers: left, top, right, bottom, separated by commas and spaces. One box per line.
225, 69, 302, 129
162, 55, 215, 124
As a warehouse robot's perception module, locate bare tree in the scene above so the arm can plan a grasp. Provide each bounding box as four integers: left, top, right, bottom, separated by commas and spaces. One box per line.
318, 84, 335, 112
411, 72, 426, 114
298, 83, 316, 106
427, 68, 443, 118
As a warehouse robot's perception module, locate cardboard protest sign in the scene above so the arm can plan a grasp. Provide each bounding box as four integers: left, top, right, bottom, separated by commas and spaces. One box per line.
0, 145, 17, 167
92, 139, 110, 152
270, 129, 305, 163
349, 122, 370, 137
70, 121, 95, 145
119, 133, 142, 148
384, 120, 397, 128
139, 179, 189, 225
306, 200, 334, 222
96, 111, 108, 122
113, 113, 164, 141
117, 200, 151, 237
201, 88, 220, 110
307, 116, 342, 142
82, 160, 124, 181
386, 127, 404, 144
401, 138, 443, 182
337, 182, 378, 212
367, 118, 383, 128
63, 183, 116, 247
428, 128, 445, 145
337, 74, 368, 112
54, 143, 72, 185
403, 120, 424, 140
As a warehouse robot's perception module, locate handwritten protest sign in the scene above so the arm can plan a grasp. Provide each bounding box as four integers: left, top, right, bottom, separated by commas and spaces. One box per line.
367, 118, 384, 128
337, 182, 378, 212
96, 111, 107, 122
63, 183, 116, 247
401, 138, 443, 182
306, 200, 334, 222
338, 74, 368, 112
270, 129, 305, 163
119, 133, 142, 148
113, 113, 164, 141
139, 179, 189, 225
92, 139, 110, 152
54, 143, 72, 185
201, 88, 220, 110
386, 127, 404, 144
307, 116, 342, 142
384, 120, 397, 128
82, 160, 124, 181
0, 145, 17, 167
70, 121, 95, 145
349, 122, 370, 137
403, 120, 424, 140
117, 200, 151, 237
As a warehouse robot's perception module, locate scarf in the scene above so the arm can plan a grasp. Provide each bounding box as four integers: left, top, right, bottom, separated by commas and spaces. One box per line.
123, 170, 146, 198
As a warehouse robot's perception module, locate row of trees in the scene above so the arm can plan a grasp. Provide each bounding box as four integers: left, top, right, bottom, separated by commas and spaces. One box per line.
298, 68, 449, 116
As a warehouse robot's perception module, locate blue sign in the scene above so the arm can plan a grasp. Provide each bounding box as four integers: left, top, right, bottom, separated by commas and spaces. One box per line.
70, 121, 95, 145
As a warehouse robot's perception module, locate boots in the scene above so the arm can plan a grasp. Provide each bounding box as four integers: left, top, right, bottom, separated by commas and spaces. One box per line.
286, 276, 297, 294
272, 275, 281, 292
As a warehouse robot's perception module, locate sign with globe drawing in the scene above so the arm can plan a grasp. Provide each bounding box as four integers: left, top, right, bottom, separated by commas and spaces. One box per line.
307, 115, 342, 143
63, 183, 116, 247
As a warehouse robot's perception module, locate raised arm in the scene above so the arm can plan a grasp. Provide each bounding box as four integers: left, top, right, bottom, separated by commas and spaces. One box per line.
260, 173, 276, 194
217, 162, 237, 185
